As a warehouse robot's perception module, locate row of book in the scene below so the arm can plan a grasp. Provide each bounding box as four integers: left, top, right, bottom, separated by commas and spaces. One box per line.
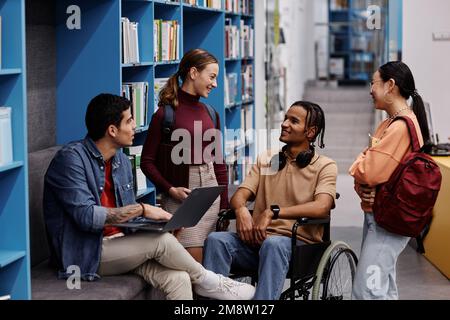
121, 82, 149, 128
0, 107, 13, 166
224, 0, 240, 13
241, 0, 253, 15
154, 20, 180, 62
225, 20, 254, 59
121, 17, 140, 64
224, 0, 254, 15
225, 19, 240, 59
183, 0, 222, 10
124, 146, 148, 194
241, 22, 254, 58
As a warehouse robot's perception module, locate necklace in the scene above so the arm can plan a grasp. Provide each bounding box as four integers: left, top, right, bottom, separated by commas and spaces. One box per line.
389, 106, 410, 120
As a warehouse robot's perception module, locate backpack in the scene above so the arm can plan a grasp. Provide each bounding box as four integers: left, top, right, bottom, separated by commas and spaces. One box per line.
161, 104, 217, 143
373, 116, 442, 238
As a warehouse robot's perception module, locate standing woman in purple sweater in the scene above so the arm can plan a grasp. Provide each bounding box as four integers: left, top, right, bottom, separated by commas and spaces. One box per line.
141, 49, 229, 263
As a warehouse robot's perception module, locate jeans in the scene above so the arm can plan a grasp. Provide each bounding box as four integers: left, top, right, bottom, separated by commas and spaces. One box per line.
203, 232, 294, 300
352, 213, 410, 300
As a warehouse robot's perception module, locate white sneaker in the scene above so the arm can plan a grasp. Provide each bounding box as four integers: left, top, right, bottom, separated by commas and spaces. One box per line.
194, 272, 255, 300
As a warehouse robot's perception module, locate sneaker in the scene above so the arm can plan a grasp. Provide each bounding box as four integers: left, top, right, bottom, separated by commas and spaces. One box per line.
194, 272, 256, 300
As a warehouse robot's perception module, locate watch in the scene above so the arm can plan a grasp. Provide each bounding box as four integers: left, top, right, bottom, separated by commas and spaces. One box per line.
270, 205, 280, 220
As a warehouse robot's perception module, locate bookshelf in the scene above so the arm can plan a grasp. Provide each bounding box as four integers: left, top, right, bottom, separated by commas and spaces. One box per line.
55, 0, 254, 197
0, 0, 31, 300
328, 0, 387, 83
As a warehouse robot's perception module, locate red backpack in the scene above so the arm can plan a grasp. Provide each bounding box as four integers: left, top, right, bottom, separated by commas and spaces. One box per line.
373, 116, 442, 237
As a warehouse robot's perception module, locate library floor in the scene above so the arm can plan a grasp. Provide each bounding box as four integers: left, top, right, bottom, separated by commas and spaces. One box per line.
281, 174, 450, 300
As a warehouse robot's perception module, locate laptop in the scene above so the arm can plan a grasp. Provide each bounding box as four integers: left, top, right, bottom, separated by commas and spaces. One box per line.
113, 185, 226, 232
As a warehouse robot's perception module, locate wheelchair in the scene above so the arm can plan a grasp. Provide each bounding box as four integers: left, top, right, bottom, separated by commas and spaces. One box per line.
215, 196, 358, 300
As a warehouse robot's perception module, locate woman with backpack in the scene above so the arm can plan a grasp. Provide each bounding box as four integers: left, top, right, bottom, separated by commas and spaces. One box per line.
141, 49, 229, 263
349, 61, 431, 300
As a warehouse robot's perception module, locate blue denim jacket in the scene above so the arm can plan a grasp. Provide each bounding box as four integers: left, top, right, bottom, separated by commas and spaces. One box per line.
43, 137, 135, 281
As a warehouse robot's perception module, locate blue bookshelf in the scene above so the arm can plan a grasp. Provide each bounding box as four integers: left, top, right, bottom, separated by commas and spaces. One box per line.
0, 0, 31, 300
54, 0, 255, 196
328, 0, 387, 83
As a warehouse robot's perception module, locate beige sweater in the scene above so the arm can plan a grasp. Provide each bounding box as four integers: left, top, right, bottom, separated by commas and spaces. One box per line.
349, 111, 424, 212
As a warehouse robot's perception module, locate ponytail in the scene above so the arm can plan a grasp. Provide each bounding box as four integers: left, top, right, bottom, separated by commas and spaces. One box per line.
411, 92, 432, 152
158, 74, 180, 108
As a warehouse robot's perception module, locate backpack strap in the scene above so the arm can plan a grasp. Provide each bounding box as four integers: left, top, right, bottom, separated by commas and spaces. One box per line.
162, 104, 217, 142
162, 105, 175, 144
204, 104, 218, 128
393, 116, 421, 152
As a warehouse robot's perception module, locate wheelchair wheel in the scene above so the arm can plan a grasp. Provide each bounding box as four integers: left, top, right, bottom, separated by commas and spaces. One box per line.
311, 241, 358, 300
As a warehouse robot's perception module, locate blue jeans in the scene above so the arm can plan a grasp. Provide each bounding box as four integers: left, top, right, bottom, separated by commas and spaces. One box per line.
203, 232, 294, 300
352, 213, 410, 300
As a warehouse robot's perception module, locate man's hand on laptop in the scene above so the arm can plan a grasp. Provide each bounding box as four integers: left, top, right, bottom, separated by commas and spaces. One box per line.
169, 187, 192, 202
143, 204, 172, 221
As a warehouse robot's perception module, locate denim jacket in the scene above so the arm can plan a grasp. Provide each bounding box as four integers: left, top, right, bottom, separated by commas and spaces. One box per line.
43, 137, 135, 281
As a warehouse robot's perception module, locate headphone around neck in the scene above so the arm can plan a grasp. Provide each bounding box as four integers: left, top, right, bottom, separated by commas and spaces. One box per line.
272, 145, 316, 171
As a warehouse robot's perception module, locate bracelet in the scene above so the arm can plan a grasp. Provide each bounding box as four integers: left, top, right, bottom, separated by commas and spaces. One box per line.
139, 202, 146, 215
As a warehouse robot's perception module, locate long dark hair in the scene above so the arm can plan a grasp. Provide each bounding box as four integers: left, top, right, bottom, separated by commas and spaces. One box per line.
291, 101, 326, 149
378, 61, 431, 150
158, 49, 218, 109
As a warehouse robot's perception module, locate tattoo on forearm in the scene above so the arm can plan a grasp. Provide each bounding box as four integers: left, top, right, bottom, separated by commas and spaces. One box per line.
105, 204, 143, 225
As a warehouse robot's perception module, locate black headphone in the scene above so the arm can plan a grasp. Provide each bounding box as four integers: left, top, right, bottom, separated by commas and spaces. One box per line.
271, 144, 316, 171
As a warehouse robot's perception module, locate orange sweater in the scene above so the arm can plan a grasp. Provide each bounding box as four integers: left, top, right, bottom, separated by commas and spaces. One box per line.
349, 111, 424, 212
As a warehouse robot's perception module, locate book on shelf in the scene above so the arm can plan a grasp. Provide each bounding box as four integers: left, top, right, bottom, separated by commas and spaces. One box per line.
224, 72, 238, 106
241, 0, 253, 15
225, 18, 240, 59
154, 19, 180, 62
225, 0, 239, 13
243, 104, 253, 144
329, 0, 348, 10
121, 82, 149, 128
240, 20, 254, 58
0, 106, 13, 166
154, 77, 170, 110
121, 17, 140, 64
184, 0, 221, 10
241, 63, 253, 101
124, 146, 148, 194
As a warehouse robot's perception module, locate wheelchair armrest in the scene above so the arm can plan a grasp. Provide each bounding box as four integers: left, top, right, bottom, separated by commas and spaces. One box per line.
296, 216, 330, 226
218, 209, 237, 220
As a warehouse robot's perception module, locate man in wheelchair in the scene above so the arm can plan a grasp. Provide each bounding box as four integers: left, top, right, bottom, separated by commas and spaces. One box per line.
203, 101, 338, 300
